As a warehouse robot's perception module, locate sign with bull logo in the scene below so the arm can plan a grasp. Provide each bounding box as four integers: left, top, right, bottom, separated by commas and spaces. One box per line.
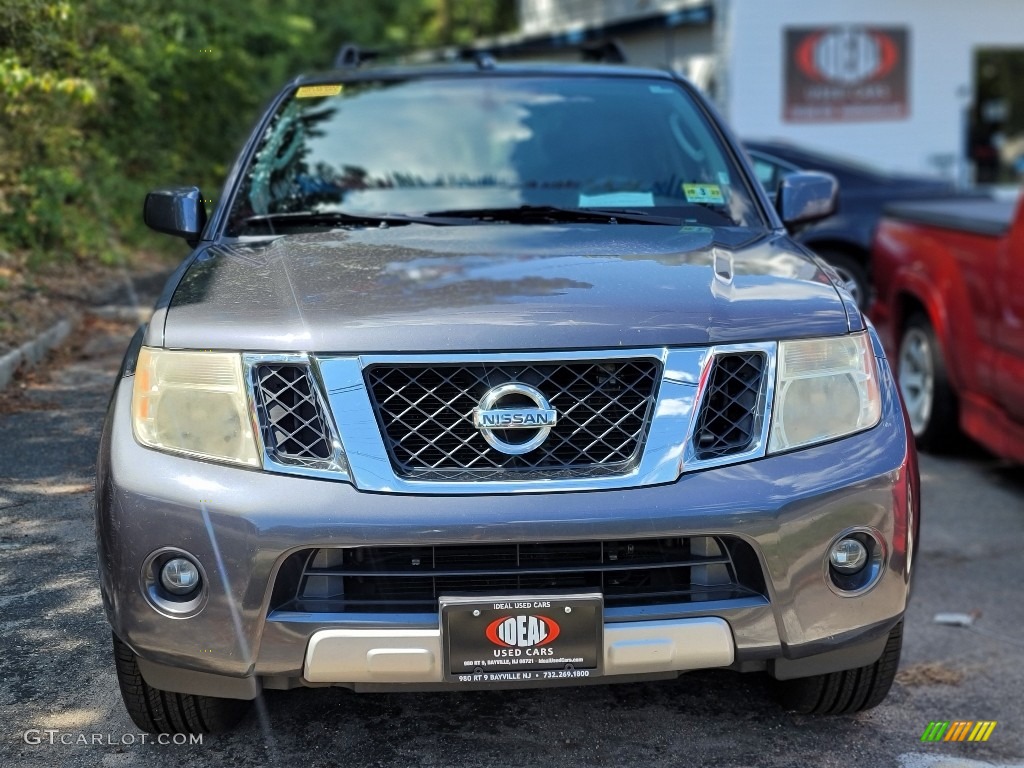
784, 26, 910, 123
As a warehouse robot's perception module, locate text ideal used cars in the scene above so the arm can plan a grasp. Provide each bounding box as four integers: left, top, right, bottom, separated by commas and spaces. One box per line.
96, 62, 920, 734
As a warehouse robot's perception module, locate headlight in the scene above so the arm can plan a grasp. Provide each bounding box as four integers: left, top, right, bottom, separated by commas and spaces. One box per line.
768, 333, 881, 453
132, 347, 260, 467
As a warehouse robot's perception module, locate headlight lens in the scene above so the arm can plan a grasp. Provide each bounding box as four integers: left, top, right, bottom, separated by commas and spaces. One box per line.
132, 347, 260, 467
768, 333, 881, 453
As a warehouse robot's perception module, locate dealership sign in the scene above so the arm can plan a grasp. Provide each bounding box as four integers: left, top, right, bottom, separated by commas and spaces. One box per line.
784, 26, 909, 122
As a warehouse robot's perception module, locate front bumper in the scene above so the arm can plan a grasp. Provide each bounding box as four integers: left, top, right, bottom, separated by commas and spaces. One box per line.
302, 617, 735, 684
96, 356, 917, 696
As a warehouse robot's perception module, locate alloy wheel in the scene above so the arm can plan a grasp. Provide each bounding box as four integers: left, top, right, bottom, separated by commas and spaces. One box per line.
898, 327, 934, 436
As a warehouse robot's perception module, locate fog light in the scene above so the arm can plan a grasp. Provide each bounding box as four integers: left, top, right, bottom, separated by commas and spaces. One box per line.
160, 557, 201, 595
829, 538, 868, 573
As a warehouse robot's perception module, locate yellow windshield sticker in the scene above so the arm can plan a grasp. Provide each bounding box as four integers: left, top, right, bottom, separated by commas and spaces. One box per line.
296, 84, 343, 98
683, 183, 725, 204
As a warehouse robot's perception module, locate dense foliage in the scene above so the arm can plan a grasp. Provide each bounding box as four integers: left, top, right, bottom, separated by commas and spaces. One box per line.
0, 0, 515, 265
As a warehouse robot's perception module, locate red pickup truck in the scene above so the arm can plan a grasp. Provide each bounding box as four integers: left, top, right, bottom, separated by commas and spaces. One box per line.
871, 194, 1024, 463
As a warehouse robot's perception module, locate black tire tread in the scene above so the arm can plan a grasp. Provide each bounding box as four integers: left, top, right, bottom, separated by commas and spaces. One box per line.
776, 620, 903, 715
860, 620, 903, 710
112, 634, 249, 734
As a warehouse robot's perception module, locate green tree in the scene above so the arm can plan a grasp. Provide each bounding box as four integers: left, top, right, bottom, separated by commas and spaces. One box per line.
0, 0, 515, 266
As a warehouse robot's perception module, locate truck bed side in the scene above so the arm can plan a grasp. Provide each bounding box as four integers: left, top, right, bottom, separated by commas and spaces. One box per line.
882, 198, 1016, 238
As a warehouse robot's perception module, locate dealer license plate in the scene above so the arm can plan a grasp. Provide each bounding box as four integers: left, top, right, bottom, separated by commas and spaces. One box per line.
440, 593, 603, 684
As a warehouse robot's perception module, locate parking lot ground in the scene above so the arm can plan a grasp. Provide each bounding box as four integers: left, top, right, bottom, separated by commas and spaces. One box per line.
1, 313, 1022, 768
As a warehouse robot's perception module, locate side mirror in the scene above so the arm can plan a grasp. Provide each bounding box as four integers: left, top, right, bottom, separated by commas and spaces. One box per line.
143, 187, 207, 244
776, 172, 839, 227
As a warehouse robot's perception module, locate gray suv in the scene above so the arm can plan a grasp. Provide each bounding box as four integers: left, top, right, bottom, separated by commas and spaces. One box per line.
96, 62, 919, 734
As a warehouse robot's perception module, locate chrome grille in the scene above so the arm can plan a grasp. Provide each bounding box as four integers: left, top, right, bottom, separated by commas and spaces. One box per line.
693, 352, 766, 460
364, 360, 660, 478
253, 364, 332, 466
273, 537, 767, 614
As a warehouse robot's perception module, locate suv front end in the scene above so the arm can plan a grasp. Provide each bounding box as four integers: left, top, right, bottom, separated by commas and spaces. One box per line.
96, 64, 918, 734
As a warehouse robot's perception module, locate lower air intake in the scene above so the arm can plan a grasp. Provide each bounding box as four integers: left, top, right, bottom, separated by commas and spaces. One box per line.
270, 537, 767, 614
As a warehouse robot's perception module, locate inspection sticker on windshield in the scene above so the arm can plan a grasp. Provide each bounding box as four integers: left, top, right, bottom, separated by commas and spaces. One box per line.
683, 183, 725, 204
295, 84, 343, 98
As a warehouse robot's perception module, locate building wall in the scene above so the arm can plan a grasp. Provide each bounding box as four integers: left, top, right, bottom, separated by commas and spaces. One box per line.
478, 26, 715, 89
497, 3, 716, 88
519, 0, 712, 35
722, 0, 1024, 178
602, 26, 715, 81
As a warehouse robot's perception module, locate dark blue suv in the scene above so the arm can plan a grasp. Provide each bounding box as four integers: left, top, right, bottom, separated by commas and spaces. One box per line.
96, 62, 919, 733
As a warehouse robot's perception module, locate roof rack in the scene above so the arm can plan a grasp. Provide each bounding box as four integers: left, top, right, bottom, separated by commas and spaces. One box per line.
333, 38, 627, 70
332, 43, 379, 69
473, 51, 497, 70
454, 39, 628, 66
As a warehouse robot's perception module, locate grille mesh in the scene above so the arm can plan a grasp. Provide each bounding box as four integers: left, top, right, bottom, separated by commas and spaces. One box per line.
693, 352, 766, 460
253, 364, 332, 465
364, 360, 660, 477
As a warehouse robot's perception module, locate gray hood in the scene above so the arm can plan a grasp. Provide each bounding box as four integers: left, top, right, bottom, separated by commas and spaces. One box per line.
161, 224, 853, 353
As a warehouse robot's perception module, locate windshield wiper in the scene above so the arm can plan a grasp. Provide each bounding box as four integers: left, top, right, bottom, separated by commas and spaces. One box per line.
236, 210, 459, 231
422, 205, 682, 226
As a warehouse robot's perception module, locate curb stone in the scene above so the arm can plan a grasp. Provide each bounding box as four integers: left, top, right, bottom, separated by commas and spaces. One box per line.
0, 265, 168, 394
0, 316, 76, 392
89, 305, 153, 324
0, 305, 154, 393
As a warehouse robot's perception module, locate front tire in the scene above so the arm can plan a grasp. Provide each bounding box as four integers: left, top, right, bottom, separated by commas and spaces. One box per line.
775, 621, 903, 715
897, 313, 959, 450
112, 634, 250, 734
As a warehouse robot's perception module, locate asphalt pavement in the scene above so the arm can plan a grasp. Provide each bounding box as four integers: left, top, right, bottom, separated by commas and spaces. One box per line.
1, 310, 1022, 768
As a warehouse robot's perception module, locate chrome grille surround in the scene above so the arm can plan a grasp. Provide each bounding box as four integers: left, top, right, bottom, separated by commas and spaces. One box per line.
364, 359, 661, 480
244, 344, 778, 493
680, 344, 775, 474
243, 353, 349, 481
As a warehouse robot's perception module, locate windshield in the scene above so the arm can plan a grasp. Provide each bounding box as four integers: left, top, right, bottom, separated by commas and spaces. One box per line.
226, 75, 766, 234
